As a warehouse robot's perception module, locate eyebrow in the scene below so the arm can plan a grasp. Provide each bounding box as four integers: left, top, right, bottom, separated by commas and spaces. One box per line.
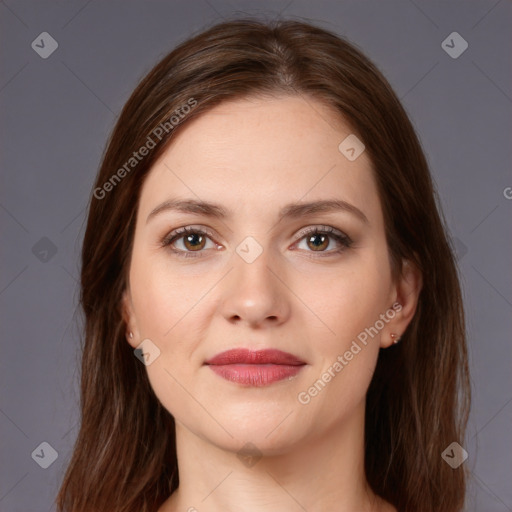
146, 198, 369, 225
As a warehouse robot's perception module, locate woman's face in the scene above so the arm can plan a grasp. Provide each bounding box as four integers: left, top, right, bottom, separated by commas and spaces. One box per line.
123, 95, 417, 453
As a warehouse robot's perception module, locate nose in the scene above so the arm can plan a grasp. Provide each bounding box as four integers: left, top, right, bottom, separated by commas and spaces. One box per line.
220, 245, 291, 328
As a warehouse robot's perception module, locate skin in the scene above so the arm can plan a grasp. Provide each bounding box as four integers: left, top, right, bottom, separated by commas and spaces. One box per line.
123, 95, 422, 512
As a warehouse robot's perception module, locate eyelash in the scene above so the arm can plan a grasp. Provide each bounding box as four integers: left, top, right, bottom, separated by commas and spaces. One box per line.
161, 225, 353, 259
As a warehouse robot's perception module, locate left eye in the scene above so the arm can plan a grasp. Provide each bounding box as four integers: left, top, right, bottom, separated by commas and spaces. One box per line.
293, 227, 352, 254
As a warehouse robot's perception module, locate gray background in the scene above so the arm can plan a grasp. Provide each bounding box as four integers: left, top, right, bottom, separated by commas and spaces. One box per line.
1, 1, 511, 511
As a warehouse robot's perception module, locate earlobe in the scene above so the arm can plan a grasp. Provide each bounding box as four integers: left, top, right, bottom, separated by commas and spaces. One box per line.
382, 259, 423, 348
121, 289, 138, 348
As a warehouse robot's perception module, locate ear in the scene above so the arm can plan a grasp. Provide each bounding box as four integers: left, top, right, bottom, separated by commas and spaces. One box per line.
381, 258, 423, 348
121, 287, 140, 349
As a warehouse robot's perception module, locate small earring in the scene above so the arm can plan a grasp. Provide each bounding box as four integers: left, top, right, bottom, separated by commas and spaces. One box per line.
128, 331, 133, 339
390, 333, 400, 344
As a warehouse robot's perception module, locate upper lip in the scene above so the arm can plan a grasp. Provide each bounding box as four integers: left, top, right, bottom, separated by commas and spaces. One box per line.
205, 348, 305, 366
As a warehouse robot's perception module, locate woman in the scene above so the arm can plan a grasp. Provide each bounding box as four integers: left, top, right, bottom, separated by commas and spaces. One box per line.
56, 18, 470, 512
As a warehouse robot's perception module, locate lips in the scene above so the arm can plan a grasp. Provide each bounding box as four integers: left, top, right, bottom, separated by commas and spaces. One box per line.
205, 348, 305, 366
204, 348, 306, 387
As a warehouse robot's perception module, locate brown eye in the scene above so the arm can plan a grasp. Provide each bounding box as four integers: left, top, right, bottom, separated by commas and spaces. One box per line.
294, 226, 353, 255
183, 232, 206, 251
162, 227, 217, 257
306, 233, 329, 251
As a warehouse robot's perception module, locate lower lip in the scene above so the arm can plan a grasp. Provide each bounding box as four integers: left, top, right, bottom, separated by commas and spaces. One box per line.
207, 364, 304, 386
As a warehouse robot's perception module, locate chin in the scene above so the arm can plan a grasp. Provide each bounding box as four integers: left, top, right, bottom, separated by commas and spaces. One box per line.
190, 409, 308, 455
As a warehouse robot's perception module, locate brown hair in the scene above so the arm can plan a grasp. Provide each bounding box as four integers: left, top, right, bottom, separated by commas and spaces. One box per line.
56, 18, 470, 512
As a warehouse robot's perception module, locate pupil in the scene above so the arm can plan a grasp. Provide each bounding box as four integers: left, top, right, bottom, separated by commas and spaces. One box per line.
187, 234, 202, 248
310, 234, 327, 250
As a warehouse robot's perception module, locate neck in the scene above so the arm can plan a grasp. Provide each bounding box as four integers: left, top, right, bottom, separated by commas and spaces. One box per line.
161, 401, 389, 512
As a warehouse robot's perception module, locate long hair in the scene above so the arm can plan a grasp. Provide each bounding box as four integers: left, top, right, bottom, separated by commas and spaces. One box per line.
56, 18, 470, 512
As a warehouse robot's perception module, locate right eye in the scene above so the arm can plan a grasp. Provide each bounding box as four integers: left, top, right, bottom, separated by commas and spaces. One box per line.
161, 226, 220, 258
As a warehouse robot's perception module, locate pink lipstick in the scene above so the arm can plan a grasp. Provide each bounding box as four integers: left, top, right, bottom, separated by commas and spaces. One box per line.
204, 348, 305, 386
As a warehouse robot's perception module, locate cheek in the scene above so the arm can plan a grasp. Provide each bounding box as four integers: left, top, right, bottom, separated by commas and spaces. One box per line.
128, 251, 216, 400
130, 251, 208, 337
296, 263, 388, 424
311, 255, 391, 345
128, 255, 209, 422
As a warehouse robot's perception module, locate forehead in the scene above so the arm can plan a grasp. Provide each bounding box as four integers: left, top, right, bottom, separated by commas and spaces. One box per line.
138, 95, 380, 223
